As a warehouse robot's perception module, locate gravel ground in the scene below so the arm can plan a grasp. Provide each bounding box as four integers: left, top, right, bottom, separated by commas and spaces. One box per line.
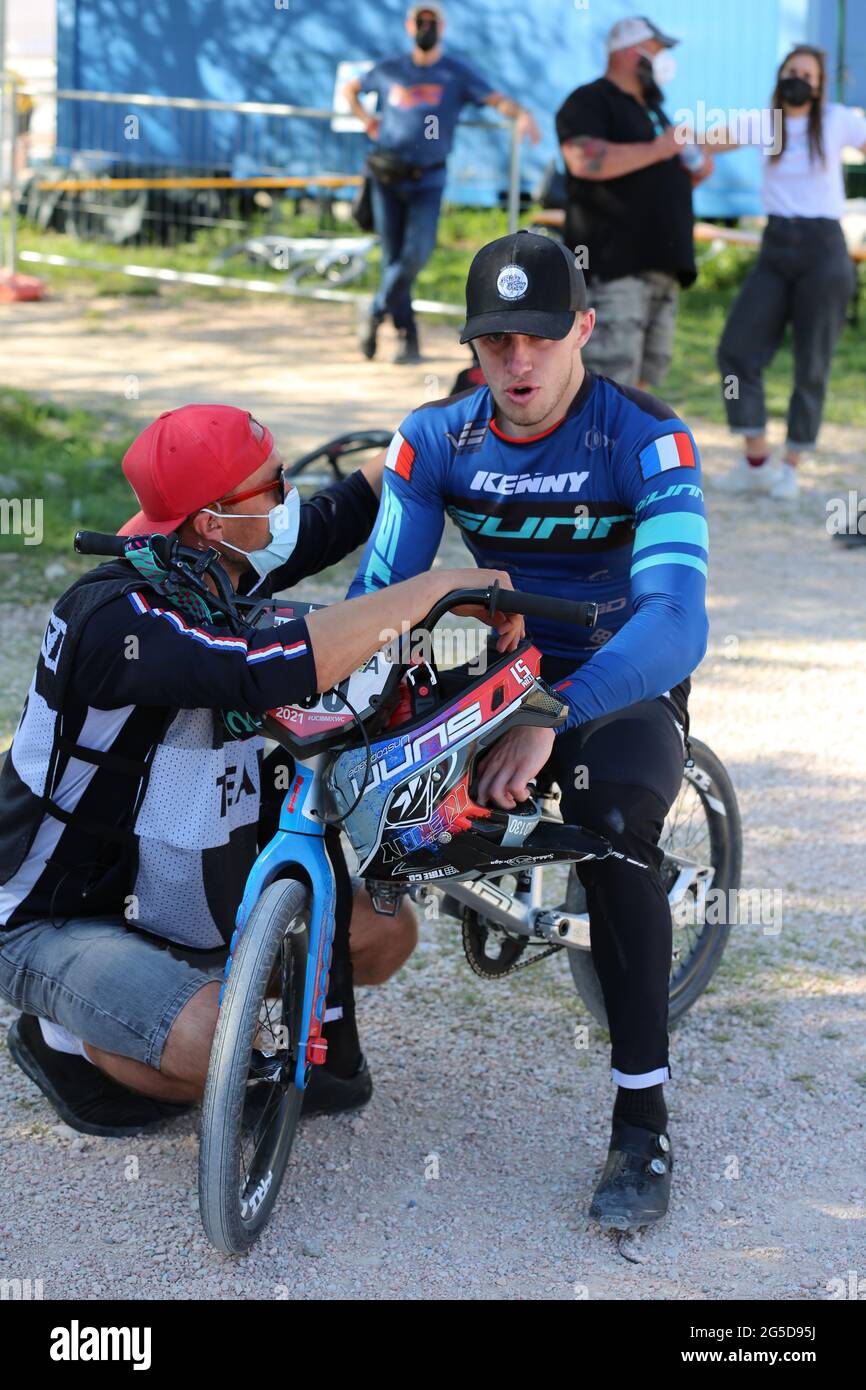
0, 293, 864, 1300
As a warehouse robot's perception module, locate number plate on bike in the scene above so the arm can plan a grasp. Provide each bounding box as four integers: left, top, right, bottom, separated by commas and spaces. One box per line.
261, 601, 398, 753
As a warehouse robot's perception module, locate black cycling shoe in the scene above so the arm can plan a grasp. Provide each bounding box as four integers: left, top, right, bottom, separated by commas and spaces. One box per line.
302, 1054, 372, 1117
6, 1013, 188, 1138
589, 1122, 673, 1234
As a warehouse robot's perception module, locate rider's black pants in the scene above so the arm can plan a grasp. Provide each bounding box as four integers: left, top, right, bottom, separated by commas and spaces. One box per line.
541, 658, 687, 1088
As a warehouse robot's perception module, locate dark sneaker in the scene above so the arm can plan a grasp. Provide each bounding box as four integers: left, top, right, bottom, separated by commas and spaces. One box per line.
302, 1054, 372, 1117
358, 306, 383, 360
589, 1122, 673, 1233
6, 1013, 190, 1138
392, 328, 421, 365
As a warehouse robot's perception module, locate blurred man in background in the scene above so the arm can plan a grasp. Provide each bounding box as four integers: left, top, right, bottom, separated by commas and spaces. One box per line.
556, 15, 712, 390
343, 3, 539, 364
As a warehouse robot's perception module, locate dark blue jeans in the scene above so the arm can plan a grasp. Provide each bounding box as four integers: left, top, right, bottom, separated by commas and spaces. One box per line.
717, 215, 856, 449
370, 177, 444, 330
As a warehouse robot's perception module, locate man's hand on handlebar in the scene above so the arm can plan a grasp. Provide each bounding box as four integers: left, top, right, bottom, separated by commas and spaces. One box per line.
449, 568, 525, 654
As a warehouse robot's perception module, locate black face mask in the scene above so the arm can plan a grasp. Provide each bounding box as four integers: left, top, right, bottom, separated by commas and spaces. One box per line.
415, 18, 439, 51
779, 75, 815, 106
636, 55, 663, 106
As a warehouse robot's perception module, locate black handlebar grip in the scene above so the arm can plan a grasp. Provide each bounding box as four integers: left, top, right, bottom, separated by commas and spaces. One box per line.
491, 584, 598, 629
73, 531, 128, 558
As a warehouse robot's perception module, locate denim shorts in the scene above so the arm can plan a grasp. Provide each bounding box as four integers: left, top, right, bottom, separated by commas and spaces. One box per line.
0, 915, 226, 1069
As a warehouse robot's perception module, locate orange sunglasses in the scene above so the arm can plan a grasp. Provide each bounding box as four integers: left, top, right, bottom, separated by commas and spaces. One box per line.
218, 465, 289, 508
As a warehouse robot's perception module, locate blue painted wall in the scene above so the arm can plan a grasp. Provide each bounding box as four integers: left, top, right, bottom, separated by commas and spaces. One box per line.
57, 0, 833, 217
811, 0, 866, 107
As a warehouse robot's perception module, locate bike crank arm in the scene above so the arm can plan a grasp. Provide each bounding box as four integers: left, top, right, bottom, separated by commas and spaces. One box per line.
433, 877, 539, 938
428, 877, 593, 950
532, 910, 591, 951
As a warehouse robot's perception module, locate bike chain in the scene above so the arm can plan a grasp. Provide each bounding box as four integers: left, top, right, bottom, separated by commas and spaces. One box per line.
461, 915, 564, 980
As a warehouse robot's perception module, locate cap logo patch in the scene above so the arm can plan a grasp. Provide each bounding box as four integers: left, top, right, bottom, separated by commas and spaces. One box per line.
496, 264, 529, 301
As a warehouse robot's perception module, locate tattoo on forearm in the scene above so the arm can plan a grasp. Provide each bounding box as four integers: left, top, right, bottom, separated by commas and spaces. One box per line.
569, 137, 607, 173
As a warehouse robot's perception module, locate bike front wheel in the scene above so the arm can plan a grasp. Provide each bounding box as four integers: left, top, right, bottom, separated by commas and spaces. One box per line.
199, 878, 309, 1255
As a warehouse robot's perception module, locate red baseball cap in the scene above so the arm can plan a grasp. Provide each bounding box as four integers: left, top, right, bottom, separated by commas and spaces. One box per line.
118, 404, 275, 537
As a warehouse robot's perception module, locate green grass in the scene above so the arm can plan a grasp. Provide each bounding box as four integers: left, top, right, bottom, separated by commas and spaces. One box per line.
789, 1072, 816, 1092
0, 389, 136, 588
17, 225, 277, 300
16, 203, 511, 299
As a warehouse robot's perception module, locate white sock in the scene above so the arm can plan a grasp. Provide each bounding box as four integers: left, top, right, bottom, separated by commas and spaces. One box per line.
38, 1016, 94, 1064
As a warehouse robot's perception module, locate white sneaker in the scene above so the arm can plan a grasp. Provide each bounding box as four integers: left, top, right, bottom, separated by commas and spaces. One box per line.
713, 456, 776, 495
769, 461, 800, 502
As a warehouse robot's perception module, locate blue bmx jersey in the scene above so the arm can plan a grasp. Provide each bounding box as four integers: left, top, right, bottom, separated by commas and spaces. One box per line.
347, 371, 709, 730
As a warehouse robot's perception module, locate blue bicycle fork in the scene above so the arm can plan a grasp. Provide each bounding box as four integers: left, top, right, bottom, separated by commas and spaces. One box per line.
221, 755, 337, 1090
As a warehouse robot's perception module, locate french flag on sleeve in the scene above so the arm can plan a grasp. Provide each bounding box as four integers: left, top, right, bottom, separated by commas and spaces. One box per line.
638, 431, 696, 480
384, 430, 415, 482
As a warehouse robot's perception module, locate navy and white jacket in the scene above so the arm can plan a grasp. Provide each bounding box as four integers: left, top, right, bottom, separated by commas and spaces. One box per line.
0, 471, 377, 946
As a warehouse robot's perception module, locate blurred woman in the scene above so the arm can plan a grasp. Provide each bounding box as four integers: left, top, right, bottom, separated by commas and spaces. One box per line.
713, 46, 866, 500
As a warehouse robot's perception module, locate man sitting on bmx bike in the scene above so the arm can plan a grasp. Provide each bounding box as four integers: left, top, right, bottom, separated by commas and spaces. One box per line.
347, 230, 710, 1232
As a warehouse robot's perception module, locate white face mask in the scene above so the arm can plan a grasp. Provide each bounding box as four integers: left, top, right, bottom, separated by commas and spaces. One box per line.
639, 47, 677, 87
202, 487, 301, 578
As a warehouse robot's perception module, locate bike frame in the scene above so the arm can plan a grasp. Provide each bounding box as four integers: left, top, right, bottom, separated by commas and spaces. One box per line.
216, 718, 719, 1107
418, 780, 715, 954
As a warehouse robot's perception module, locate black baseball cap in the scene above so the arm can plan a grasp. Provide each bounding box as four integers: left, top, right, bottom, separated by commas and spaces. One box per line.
459, 230, 588, 344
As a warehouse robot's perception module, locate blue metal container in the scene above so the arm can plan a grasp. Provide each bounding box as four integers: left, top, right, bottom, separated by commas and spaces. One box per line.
57, 0, 842, 218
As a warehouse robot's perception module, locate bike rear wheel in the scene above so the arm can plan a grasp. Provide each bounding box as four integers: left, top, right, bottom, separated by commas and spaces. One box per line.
567, 736, 742, 1027
285, 430, 392, 484
199, 878, 309, 1255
